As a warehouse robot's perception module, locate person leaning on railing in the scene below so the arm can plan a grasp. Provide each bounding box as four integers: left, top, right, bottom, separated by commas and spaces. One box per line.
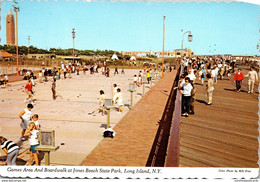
178, 77, 193, 117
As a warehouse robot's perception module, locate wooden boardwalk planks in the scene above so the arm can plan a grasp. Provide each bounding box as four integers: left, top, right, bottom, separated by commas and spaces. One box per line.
179, 74, 259, 167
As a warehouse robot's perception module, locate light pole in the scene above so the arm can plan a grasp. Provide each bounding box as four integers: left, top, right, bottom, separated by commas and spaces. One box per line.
257, 40, 260, 54
13, 2, 19, 75
28, 36, 30, 55
72, 28, 75, 63
181, 30, 192, 58
162, 15, 166, 78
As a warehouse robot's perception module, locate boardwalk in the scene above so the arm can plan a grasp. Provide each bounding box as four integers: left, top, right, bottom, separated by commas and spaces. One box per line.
178, 73, 259, 167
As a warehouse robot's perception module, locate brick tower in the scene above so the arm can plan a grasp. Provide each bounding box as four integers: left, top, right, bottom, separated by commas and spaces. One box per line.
6, 8, 15, 46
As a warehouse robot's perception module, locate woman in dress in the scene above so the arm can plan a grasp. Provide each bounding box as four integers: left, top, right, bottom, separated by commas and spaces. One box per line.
113, 88, 123, 113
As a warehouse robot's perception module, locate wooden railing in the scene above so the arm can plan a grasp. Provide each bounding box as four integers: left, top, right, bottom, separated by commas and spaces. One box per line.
146, 65, 182, 167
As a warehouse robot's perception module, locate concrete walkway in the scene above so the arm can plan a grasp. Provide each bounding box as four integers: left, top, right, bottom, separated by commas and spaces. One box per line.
0, 69, 154, 166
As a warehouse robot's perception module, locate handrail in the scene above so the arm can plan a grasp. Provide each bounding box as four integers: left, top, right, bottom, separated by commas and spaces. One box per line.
146, 65, 181, 167
165, 89, 182, 166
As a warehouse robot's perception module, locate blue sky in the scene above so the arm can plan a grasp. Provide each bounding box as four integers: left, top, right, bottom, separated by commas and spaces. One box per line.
0, 0, 259, 55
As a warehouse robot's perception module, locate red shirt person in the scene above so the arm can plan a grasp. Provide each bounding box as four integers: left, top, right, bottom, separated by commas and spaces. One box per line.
234, 68, 244, 92
25, 80, 34, 102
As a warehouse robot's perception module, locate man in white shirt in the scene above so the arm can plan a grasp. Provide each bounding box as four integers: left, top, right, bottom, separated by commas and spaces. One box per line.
245, 67, 259, 93
187, 70, 196, 84
214, 66, 219, 83
179, 77, 193, 117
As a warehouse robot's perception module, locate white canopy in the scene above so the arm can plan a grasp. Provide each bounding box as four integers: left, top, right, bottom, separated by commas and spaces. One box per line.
111, 53, 118, 60
130, 56, 136, 61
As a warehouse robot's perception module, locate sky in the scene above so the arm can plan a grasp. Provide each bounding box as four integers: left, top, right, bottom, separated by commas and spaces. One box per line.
0, 0, 259, 55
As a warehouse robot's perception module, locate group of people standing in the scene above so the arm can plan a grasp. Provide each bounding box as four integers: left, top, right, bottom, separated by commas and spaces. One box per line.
1, 103, 41, 166
96, 83, 124, 115
178, 56, 259, 117
234, 66, 258, 93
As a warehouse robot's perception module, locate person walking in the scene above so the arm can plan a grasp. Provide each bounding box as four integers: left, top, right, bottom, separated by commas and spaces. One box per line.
214, 66, 219, 83
0, 136, 19, 166
146, 71, 151, 84
138, 72, 142, 86
25, 80, 34, 103
51, 78, 56, 100
121, 68, 125, 74
234, 68, 244, 92
19, 103, 34, 141
63, 68, 67, 79
38, 71, 43, 83
201, 67, 206, 86
105, 68, 110, 77
219, 65, 225, 80
133, 74, 138, 86
3, 74, 8, 86
114, 66, 119, 75
76, 65, 80, 75
57, 68, 61, 80
44, 69, 48, 82
245, 66, 259, 94
112, 84, 118, 100
206, 74, 214, 105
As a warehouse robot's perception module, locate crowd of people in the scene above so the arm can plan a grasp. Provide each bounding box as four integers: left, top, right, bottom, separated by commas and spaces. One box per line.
177, 56, 259, 117
1, 56, 258, 166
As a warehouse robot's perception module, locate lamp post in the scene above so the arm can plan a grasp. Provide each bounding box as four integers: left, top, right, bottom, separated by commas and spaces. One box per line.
162, 14, 166, 78
72, 28, 75, 63
181, 30, 192, 59
28, 36, 30, 55
142, 76, 147, 97
257, 40, 260, 54
13, 3, 19, 75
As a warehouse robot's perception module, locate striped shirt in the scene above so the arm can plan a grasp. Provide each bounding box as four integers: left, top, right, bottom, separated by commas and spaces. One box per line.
1, 140, 19, 154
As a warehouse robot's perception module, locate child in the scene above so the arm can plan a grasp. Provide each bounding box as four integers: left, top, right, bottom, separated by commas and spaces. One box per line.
24, 122, 39, 166
25, 80, 34, 103
113, 88, 123, 113
19, 103, 34, 141
98, 90, 106, 116
3, 74, 8, 86
0, 136, 19, 165
32, 114, 40, 130
133, 75, 138, 86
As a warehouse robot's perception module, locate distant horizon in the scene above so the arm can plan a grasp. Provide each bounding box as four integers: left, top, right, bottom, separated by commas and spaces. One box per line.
0, 1, 259, 55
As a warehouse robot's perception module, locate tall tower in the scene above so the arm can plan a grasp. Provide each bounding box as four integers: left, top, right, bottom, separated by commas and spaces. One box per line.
6, 8, 15, 46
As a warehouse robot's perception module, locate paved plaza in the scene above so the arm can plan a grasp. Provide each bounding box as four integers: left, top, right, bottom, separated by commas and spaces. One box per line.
0, 69, 149, 165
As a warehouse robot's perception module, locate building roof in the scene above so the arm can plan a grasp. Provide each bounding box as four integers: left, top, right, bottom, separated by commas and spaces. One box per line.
0, 50, 13, 58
